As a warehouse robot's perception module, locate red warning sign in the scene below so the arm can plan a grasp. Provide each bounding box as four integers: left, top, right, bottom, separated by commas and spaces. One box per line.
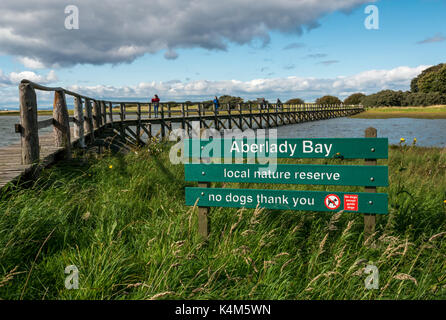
324, 194, 340, 210
344, 194, 358, 211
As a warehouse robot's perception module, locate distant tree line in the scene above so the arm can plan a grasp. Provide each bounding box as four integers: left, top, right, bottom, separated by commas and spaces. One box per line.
347, 63, 446, 107
182, 64, 446, 109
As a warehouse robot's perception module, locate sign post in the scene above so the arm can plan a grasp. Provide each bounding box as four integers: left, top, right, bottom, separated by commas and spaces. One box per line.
364, 127, 378, 243
184, 128, 388, 242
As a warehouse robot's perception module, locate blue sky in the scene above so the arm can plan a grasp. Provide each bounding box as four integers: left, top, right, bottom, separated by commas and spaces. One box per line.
0, 0, 445, 107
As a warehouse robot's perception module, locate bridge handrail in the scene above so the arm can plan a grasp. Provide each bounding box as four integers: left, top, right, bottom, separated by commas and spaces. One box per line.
17, 79, 364, 165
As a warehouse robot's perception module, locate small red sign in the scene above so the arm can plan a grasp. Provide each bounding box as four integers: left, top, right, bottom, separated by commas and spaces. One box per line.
344, 194, 358, 211
324, 194, 341, 210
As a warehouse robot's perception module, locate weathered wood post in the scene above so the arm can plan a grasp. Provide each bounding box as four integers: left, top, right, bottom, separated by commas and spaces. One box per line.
137, 103, 142, 145
160, 103, 165, 140
197, 181, 211, 240
227, 103, 232, 129
238, 103, 243, 130
73, 96, 85, 148
120, 103, 125, 140
101, 101, 107, 124
108, 102, 113, 124
213, 103, 219, 130
84, 99, 94, 143
249, 103, 253, 128
92, 100, 101, 129
19, 82, 39, 165
181, 103, 185, 130
364, 127, 378, 243
53, 90, 71, 159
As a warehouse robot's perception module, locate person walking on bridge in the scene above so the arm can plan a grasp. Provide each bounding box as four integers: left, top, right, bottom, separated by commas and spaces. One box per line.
213, 96, 220, 114
276, 98, 282, 111
151, 94, 160, 118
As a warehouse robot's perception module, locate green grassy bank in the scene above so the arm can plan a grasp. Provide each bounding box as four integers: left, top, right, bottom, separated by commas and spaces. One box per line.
352, 105, 446, 119
0, 144, 445, 299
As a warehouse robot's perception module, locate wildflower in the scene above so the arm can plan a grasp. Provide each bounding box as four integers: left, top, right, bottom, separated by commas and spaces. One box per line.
413, 137, 417, 145
444, 200, 446, 204
109, 165, 113, 169
400, 138, 405, 143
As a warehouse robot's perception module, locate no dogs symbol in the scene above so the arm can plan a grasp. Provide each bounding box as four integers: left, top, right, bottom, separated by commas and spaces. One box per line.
324, 194, 340, 210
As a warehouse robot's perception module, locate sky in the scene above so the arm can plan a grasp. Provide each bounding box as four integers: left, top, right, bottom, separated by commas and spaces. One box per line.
0, 0, 445, 108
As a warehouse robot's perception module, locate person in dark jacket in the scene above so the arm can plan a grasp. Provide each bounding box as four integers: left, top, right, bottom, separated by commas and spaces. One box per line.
276, 98, 282, 111
213, 96, 220, 114
151, 94, 160, 118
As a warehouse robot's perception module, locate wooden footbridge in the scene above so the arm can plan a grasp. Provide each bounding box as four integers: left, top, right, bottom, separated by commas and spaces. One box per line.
0, 79, 364, 190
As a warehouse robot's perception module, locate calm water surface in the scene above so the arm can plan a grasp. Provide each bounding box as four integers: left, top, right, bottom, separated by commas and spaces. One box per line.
1, 116, 445, 148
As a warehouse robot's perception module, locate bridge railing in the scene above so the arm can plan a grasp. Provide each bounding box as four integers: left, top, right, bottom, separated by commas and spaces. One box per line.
16, 79, 363, 165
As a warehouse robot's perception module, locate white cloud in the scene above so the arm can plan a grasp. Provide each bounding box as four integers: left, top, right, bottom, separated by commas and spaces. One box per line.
0, 65, 429, 109
0, 0, 373, 66
17, 57, 45, 69
7, 70, 58, 84
64, 65, 430, 101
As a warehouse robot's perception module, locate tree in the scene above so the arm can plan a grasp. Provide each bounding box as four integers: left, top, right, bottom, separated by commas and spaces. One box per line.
344, 93, 366, 105
315, 95, 342, 105
417, 64, 446, 93
361, 90, 405, 107
218, 95, 244, 107
411, 63, 445, 92
285, 98, 304, 104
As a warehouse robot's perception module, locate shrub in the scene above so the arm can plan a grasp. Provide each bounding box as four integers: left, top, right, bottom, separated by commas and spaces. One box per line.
285, 98, 304, 104
361, 90, 405, 107
315, 95, 342, 105
344, 93, 366, 105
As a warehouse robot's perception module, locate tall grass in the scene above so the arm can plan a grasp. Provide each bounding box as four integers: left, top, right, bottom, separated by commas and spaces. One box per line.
0, 144, 445, 299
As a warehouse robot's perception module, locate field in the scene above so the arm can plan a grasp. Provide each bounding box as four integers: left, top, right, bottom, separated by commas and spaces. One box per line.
0, 143, 445, 299
352, 105, 446, 119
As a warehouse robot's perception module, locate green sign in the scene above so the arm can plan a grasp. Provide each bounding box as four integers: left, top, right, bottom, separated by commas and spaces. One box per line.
186, 187, 388, 214
185, 163, 388, 187
185, 138, 388, 159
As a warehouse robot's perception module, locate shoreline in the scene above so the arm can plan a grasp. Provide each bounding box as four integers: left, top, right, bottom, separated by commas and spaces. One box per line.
351, 105, 446, 119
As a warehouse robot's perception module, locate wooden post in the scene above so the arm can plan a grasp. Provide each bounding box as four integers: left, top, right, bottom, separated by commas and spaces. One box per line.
109, 102, 113, 124
137, 103, 142, 145
228, 103, 232, 129
197, 181, 211, 240
181, 103, 185, 130
160, 104, 165, 139
101, 101, 107, 124
148, 103, 152, 118
120, 103, 125, 139
364, 127, 377, 243
92, 100, 100, 129
19, 82, 39, 165
238, 103, 242, 130
249, 103, 253, 128
53, 90, 71, 159
210, 103, 216, 130
73, 96, 85, 148
147, 123, 152, 141
84, 99, 94, 142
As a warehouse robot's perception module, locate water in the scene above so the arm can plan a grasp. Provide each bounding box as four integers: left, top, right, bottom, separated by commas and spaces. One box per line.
276, 118, 446, 147
1, 116, 445, 148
